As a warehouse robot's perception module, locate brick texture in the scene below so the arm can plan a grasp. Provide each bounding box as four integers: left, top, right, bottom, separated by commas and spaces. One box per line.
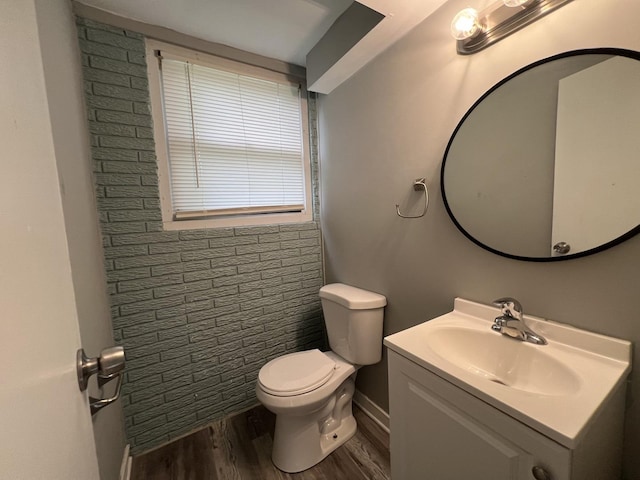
76, 17, 324, 453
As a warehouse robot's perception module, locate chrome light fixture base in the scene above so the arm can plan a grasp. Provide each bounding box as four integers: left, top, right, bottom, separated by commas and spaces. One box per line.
457, 0, 573, 55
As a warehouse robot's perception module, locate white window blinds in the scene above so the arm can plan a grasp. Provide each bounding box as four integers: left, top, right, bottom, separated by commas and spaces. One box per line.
159, 55, 306, 219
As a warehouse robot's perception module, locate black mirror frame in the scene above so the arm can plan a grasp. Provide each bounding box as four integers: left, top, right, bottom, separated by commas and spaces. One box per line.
441, 48, 640, 262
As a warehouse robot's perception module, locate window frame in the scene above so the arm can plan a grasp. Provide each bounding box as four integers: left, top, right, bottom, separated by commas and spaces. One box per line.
146, 39, 313, 230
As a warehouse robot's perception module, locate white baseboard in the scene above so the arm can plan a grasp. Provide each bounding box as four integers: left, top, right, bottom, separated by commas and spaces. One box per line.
353, 389, 390, 433
119, 444, 131, 480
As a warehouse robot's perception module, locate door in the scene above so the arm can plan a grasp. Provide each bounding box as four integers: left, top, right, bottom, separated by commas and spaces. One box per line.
552, 56, 640, 256
0, 1, 100, 478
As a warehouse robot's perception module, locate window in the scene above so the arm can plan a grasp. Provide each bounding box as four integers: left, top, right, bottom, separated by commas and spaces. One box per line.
147, 40, 312, 229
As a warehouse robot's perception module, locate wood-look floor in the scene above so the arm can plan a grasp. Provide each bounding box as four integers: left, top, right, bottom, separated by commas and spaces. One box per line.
131, 404, 390, 480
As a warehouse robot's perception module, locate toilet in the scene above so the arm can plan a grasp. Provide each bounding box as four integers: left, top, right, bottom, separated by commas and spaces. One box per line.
255, 283, 386, 473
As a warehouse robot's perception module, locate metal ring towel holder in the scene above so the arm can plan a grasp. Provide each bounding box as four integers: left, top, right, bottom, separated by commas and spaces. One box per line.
396, 178, 429, 218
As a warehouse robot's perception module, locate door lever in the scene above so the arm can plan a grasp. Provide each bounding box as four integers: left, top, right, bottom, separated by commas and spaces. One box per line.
76, 346, 125, 415
90, 374, 123, 415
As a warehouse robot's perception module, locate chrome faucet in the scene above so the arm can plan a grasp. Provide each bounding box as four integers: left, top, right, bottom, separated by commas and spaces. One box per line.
491, 297, 547, 345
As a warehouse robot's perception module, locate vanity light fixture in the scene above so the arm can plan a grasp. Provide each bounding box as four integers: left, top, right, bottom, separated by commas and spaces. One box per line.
450, 8, 480, 40
451, 0, 573, 54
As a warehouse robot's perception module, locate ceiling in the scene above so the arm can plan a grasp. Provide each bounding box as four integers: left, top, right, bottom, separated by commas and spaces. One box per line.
75, 0, 451, 93
76, 0, 354, 66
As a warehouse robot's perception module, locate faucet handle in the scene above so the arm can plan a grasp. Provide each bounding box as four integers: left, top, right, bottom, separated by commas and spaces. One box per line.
492, 297, 523, 318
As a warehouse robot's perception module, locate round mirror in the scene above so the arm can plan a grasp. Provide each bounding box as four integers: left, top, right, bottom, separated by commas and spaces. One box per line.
441, 48, 640, 261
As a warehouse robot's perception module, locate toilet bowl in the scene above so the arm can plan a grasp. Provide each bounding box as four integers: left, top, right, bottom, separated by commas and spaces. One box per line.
255, 283, 386, 473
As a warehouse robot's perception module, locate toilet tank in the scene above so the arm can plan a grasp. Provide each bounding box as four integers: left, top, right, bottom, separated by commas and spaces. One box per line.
319, 283, 387, 365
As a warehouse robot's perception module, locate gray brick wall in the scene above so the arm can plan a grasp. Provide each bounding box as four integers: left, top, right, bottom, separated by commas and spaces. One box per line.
76, 17, 324, 453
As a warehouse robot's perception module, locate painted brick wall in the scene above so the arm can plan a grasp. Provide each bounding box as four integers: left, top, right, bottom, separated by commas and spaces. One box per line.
76, 17, 324, 453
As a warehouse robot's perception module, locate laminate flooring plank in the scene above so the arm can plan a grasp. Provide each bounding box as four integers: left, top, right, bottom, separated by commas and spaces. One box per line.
210, 419, 245, 480
132, 404, 391, 480
354, 406, 390, 453
131, 428, 217, 480
301, 457, 340, 480
343, 408, 391, 479
229, 411, 271, 479
327, 442, 367, 479
342, 431, 390, 480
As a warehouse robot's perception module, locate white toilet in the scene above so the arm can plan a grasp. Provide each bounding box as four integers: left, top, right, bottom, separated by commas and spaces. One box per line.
255, 283, 386, 473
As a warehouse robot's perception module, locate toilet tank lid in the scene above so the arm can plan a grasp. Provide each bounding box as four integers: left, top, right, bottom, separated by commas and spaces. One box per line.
319, 283, 387, 309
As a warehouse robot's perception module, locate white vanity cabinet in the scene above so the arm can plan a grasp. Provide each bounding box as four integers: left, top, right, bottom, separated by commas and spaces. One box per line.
388, 350, 625, 480
384, 298, 631, 480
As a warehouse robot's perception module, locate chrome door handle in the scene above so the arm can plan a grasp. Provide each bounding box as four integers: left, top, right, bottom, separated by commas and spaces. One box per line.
76, 346, 125, 416
532, 465, 552, 480
553, 242, 571, 254
77, 346, 125, 391
96, 346, 125, 380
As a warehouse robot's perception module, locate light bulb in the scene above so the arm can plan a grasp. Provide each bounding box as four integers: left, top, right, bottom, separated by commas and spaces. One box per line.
451, 8, 480, 40
503, 0, 534, 6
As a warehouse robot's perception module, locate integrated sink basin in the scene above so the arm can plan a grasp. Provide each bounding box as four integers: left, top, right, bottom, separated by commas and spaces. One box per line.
384, 298, 632, 448
424, 326, 580, 396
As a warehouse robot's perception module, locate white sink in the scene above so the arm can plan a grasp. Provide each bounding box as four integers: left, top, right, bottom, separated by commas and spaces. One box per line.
384, 298, 631, 448
424, 325, 581, 396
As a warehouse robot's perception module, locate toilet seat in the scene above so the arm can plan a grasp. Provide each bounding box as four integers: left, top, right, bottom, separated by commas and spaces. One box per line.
258, 349, 336, 397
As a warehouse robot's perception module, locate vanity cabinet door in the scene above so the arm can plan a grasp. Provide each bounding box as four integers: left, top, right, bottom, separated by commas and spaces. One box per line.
394, 376, 531, 479
388, 351, 571, 480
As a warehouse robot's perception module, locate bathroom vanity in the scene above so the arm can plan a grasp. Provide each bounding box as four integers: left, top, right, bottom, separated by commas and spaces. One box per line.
384, 298, 631, 480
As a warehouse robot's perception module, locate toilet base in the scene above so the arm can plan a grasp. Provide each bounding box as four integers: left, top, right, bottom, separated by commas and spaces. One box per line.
272, 410, 357, 473
271, 378, 357, 473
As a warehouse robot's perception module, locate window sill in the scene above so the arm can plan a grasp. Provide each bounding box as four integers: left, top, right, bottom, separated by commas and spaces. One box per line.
162, 210, 313, 231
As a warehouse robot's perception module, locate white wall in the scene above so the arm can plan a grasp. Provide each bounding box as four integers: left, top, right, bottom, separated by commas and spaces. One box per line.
318, 0, 640, 477
0, 1, 100, 478
33, 0, 126, 478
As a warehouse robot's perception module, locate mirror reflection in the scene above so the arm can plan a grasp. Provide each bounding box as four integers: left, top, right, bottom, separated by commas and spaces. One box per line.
441, 49, 640, 261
